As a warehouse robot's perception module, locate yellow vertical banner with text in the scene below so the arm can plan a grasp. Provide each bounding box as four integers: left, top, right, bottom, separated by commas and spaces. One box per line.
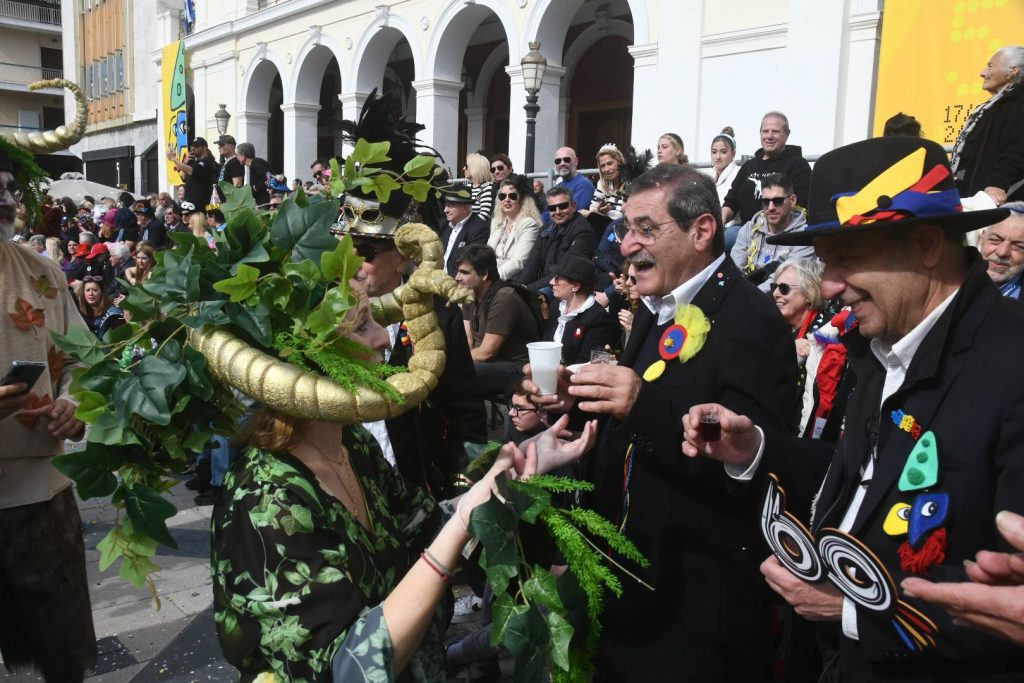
873, 0, 1024, 145
162, 41, 188, 186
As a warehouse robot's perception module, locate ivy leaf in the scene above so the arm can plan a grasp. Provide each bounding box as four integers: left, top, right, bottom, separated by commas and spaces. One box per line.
269, 198, 339, 264
504, 479, 551, 524
545, 611, 575, 672
364, 174, 401, 203
158, 248, 200, 305
352, 138, 391, 166
122, 483, 178, 548
403, 154, 436, 178
401, 179, 434, 202
96, 528, 123, 572
181, 346, 214, 401
468, 496, 519, 594
119, 552, 159, 590
320, 235, 363, 284
70, 359, 122, 399
90, 412, 142, 446
304, 286, 355, 340
490, 592, 525, 648
223, 209, 270, 269
113, 356, 186, 426
504, 604, 549, 683
74, 390, 110, 422
120, 284, 159, 321
224, 300, 274, 348
256, 276, 295, 312
181, 300, 230, 329
523, 567, 562, 611
292, 186, 310, 209
52, 446, 119, 499
213, 263, 261, 303
219, 181, 256, 219
168, 232, 213, 259
52, 325, 105, 365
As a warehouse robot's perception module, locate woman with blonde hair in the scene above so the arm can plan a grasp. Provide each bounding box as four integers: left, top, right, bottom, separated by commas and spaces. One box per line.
189, 211, 216, 250
463, 152, 495, 222
487, 174, 540, 279
124, 243, 155, 285
587, 144, 628, 220
44, 236, 63, 265
656, 133, 688, 165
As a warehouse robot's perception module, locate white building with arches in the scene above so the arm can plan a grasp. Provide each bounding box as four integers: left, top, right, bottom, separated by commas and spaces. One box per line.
68, 0, 887, 193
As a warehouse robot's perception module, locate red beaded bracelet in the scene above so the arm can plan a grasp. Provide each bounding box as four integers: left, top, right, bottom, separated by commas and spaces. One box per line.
420, 552, 451, 582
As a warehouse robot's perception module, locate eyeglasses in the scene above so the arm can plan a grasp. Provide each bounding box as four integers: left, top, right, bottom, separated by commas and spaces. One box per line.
554, 157, 573, 165
548, 201, 573, 212
354, 242, 395, 263
614, 217, 690, 246
1, 180, 22, 201
760, 196, 790, 208
268, 203, 281, 209
490, 164, 506, 173
508, 404, 540, 416
770, 282, 800, 296
497, 192, 519, 201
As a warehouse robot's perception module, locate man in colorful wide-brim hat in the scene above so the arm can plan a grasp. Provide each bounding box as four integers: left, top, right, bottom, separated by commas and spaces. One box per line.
0, 81, 98, 682
686, 136, 1024, 680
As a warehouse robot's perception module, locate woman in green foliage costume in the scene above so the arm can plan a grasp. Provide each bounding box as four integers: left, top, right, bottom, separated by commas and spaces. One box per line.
210, 289, 597, 682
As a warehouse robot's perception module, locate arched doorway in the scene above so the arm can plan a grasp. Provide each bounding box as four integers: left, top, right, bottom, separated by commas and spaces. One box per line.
567, 35, 633, 165
241, 56, 286, 174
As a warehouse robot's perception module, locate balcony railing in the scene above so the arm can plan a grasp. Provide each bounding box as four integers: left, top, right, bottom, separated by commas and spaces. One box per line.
0, 0, 61, 25
256, 0, 287, 9
0, 124, 42, 133
0, 62, 63, 85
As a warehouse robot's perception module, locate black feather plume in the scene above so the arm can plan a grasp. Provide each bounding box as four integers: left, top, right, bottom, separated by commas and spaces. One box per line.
623, 145, 654, 182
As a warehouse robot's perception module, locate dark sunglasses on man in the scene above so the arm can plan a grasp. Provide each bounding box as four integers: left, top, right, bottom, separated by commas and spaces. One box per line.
760, 196, 790, 208
490, 164, 506, 173
548, 201, 572, 212
354, 242, 395, 263
553, 156, 572, 165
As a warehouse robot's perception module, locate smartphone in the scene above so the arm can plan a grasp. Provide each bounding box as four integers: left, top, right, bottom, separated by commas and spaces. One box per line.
1, 360, 47, 390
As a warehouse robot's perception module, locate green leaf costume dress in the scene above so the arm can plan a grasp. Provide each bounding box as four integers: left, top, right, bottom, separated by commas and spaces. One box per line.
211, 425, 447, 682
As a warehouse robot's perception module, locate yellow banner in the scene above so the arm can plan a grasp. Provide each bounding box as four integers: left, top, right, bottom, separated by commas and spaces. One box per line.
162, 41, 188, 186
873, 0, 1024, 145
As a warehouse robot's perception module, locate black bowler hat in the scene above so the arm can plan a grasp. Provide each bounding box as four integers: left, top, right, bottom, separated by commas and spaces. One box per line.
767, 137, 1009, 246
442, 182, 474, 205
552, 254, 595, 287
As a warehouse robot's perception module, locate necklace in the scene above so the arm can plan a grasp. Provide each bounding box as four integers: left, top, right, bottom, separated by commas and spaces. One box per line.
308, 436, 373, 532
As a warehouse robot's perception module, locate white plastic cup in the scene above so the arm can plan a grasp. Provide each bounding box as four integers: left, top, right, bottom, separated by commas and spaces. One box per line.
527, 341, 563, 395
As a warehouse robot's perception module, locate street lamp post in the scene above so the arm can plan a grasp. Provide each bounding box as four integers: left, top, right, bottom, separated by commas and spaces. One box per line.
520, 42, 547, 175
214, 104, 231, 163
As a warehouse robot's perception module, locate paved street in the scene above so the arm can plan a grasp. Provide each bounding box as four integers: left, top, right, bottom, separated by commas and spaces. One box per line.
1, 476, 515, 682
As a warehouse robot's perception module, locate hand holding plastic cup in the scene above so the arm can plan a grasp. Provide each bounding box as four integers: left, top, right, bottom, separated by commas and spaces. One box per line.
527, 341, 563, 395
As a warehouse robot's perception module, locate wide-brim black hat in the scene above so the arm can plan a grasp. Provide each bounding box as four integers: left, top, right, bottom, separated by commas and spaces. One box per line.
767, 137, 1008, 246
553, 254, 595, 287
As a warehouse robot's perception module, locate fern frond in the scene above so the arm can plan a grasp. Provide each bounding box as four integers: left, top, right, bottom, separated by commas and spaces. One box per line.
525, 474, 594, 493
566, 507, 650, 567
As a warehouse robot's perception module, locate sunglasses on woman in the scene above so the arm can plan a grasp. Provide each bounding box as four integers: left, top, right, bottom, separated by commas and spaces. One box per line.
769, 282, 799, 296
497, 192, 518, 201
83, 275, 105, 283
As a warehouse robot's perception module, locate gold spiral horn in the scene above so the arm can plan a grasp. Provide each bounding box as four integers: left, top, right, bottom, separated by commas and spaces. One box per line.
3, 79, 87, 154
188, 223, 474, 424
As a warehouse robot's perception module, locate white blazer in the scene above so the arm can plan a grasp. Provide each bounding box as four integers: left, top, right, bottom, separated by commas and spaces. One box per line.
487, 216, 540, 280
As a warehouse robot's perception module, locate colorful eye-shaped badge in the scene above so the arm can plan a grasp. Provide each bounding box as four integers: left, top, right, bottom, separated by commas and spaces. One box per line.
883, 502, 912, 537
908, 492, 950, 549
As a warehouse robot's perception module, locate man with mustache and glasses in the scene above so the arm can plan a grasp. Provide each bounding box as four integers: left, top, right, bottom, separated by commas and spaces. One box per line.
978, 202, 1024, 299
525, 163, 799, 681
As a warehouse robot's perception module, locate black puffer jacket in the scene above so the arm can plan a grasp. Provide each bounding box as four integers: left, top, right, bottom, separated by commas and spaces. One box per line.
955, 84, 1024, 201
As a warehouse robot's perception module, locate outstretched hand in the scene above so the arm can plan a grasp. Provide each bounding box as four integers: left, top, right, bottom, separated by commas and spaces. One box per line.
902, 511, 1024, 646
681, 403, 762, 470
516, 414, 599, 477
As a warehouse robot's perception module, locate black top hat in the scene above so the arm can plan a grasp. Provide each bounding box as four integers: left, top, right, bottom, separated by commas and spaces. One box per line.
553, 254, 595, 287
767, 137, 1009, 246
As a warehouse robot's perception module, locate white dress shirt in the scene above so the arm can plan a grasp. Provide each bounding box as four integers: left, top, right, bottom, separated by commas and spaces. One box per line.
442, 216, 470, 265
553, 294, 596, 344
363, 322, 402, 467
641, 253, 726, 325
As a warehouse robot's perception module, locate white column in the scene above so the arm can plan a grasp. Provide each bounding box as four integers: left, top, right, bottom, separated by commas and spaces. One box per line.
337, 92, 369, 156
235, 111, 271, 156
412, 78, 463, 171
505, 64, 565, 175
281, 102, 321, 183
464, 106, 486, 157
785, 0, 846, 154
628, 43, 660, 153
649, 2, 702, 154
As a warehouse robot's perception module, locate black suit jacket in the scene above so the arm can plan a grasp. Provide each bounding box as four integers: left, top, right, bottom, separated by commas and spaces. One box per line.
544, 300, 619, 366
440, 214, 490, 275
589, 257, 804, 681
762, 252, 1024, 679
140, 219, 168, 249
384, 297, 487, 498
